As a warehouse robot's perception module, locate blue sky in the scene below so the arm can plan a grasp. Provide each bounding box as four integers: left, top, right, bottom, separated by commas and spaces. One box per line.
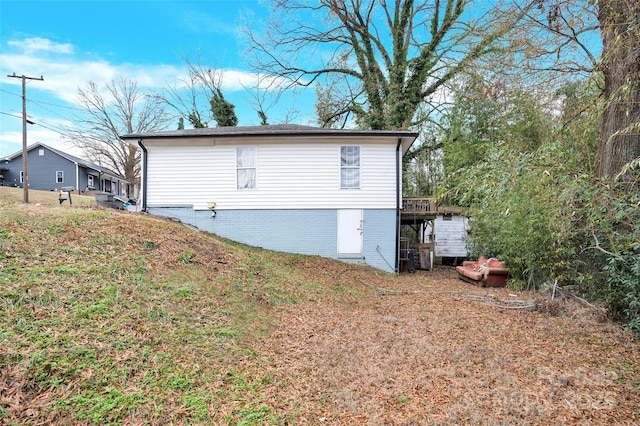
0, 0, 316, 157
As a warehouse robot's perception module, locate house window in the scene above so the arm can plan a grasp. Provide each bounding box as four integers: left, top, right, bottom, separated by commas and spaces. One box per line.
236, 146, 256, 189
20, 171, 24, 183
340, 146, 360, 189
38, 149, 45, 156
56, 171, 64, 183
87, 175, 95, 189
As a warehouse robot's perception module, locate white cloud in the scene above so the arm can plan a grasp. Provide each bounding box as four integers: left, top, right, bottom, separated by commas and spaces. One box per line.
7, 37, 74, 55
1, 37, 277, 105
217, 69, 289, 92
0, 126, 83, 158
0, 36, 315, 156
1, 53, 183, 104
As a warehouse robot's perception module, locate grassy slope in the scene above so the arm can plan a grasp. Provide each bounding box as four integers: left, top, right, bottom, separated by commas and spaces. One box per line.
0, 186, 97, 206
0, 189, 356, 425
1, 189, 639, 425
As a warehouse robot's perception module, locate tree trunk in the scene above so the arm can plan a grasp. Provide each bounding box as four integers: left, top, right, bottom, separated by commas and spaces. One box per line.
597, 0, 640, 179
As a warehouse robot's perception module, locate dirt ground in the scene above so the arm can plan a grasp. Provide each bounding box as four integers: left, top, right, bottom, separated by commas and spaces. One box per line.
256, 266, 640, 425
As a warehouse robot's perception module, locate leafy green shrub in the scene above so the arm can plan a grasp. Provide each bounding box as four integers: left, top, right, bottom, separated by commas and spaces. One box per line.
453, 141, 589, 288
583, 181, 640, 330
451, 145, 640, 330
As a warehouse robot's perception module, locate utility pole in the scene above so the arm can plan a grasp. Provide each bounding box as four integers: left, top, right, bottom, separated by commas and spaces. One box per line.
7, 73, 44, 204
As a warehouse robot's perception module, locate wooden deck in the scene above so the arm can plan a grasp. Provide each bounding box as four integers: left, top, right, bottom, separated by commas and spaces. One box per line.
401, 197, 437, 220
400, 198, 437, 271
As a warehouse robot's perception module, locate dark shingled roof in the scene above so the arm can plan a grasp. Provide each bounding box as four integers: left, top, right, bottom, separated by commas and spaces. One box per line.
120, 124, 419, 140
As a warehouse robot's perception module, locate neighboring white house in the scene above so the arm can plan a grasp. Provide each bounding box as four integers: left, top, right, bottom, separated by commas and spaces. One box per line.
434, 208, 469, 263
121, 125, 418, 273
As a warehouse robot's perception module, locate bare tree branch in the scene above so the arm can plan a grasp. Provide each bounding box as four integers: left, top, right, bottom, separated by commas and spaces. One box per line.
64, 78, 171, 183
244, 0, 537, 130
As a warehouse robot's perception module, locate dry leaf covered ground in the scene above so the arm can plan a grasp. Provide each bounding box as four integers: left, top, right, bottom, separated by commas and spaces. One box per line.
258, 267, 640, 424
1, 188, 639, 425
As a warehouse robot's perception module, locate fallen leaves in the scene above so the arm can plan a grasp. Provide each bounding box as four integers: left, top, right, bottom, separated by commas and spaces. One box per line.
256, 268, 640, 424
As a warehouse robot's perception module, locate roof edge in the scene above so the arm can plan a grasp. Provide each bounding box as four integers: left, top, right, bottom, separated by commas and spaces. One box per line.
120, 125, 419, 141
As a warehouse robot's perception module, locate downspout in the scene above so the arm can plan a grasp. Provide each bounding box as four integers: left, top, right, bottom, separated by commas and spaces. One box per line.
74, 162, 79, 194
137, 138, 148, 212
395, 135, 402, 274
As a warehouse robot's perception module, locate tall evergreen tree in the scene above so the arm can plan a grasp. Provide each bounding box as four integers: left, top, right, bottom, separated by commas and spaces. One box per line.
210, 88, 239, 127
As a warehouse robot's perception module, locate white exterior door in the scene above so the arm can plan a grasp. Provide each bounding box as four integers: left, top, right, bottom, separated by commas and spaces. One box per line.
337, 209, 363, 254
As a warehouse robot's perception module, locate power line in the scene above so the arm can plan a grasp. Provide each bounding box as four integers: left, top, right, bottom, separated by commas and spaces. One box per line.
0, 111, 23, 120
27, 101, 75, 122
29, 97, 85, 112
0, 88, 21, 98
1, 88, 84, 112
1, 110, 77, 145
31, 118, 70, 137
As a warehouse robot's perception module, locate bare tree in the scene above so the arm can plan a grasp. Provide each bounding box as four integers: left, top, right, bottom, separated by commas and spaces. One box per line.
241, 74, 302, 125
244, 0, 536, 130
157, 55, 238, 128
515, 0, 600, 77
64, 78, 171, 182
158, 60, 209, 128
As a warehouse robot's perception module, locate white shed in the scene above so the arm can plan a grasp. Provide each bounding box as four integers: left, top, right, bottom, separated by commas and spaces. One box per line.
434, 209, 469, 263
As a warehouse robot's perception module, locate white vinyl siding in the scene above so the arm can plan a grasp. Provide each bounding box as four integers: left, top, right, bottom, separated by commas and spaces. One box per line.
145, 141, 398, 210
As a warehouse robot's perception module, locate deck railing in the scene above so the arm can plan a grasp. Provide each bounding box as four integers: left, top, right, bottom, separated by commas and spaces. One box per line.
402, 197, 437, 215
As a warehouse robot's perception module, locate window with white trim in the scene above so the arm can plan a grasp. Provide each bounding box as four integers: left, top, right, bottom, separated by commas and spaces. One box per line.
56, 171, 64, 183
20, 171, 24, 183
88, 175, 95, 189
38, 149, 45, 156
340, 146, 360, 189
236, 146, 256, 189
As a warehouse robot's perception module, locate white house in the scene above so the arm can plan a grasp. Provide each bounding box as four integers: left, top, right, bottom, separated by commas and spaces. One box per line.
121, 125, 418, 273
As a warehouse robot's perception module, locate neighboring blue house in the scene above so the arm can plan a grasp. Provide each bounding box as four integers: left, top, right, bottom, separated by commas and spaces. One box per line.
121, 125, 426, 273
1, 143, 132, 196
